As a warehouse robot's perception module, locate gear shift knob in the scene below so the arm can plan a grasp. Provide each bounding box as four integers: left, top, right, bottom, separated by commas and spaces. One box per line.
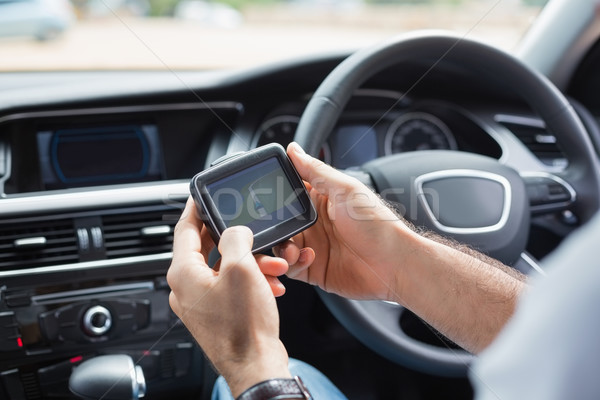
69, 354, 146, 399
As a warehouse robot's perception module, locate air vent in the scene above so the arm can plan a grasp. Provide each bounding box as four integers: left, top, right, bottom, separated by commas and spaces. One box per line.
0, 219, 78, 272
498, 119, 568, 169
102, 210, 178, 259
20, 371, 43, 400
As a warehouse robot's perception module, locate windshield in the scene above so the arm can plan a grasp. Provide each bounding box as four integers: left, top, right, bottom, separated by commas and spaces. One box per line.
0, 0, 549, 71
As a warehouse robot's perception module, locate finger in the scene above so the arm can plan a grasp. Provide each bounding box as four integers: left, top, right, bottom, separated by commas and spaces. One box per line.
256, 254, 289, 277
218, 226, 255, 274
168, 291, 181, 317
287, 142, 356, 195
287, 247, 316, 280
200, 225, 216, 261
172, 197, 201, 252
273, 240, 301, 266
212, 258, 221, 272
171, 197, 205, 273
265, 275, 286, 297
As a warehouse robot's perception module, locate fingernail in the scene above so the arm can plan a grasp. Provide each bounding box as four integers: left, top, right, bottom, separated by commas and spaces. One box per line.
275, 279, 285, 290
277, 246, 287, 261
274, 280, 286, 296
298, 248, 309, 264
290, 142, 306, 155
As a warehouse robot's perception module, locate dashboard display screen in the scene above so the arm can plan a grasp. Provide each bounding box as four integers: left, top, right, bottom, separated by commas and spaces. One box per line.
37, 125, 164, 189
330, 125, 378, 169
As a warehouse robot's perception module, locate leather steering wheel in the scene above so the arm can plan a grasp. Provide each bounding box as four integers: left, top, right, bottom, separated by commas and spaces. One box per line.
293, 32, 600, 376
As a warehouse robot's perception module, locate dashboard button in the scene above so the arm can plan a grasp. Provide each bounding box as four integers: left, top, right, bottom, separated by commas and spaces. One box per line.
0, 312, 22, 352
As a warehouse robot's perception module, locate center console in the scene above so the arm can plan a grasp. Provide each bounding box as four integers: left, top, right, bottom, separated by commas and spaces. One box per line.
0, 102, 241, 399
0, 197, 206, 399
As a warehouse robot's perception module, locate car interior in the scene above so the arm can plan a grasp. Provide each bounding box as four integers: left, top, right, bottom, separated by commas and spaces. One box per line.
1, 0, 600, 398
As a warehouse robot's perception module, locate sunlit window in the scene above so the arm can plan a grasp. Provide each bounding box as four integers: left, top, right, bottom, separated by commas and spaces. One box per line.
0, 0, 548, 71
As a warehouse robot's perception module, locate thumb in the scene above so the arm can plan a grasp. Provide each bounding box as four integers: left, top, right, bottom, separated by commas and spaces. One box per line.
218, 226, 256, 275
287, 142, 355, 196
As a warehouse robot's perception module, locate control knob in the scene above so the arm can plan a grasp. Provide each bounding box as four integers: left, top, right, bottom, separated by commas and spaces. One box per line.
82, 305, 112, 337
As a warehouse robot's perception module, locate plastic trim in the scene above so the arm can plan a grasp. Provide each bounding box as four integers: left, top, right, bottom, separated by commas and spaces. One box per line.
414, 169, 512, 234
520, 252, 547, 277
0, 252, 172, 279
0, 181, 189, 217
0, 102, 242, 125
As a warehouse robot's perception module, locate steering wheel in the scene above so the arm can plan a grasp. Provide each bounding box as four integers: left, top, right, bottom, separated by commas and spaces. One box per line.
293, 32, 600, 376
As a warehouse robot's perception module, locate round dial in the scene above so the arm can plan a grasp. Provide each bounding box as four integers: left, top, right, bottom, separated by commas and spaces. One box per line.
254, 115, 300, 148
384, 112, 457, 154
254, 115, 331, 162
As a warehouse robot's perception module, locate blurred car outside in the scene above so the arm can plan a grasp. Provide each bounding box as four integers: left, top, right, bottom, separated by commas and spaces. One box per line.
83, 0, 150, 18
286, 0, 364, 13
173, 0, 243, 28
0, 0, 75, 41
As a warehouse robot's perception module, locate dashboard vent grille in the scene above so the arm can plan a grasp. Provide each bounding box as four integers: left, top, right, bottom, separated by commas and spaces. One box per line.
103, 210, 178, 259
0, 219, 78, 271
499, 120, 568, 169
20, 371, 43, 400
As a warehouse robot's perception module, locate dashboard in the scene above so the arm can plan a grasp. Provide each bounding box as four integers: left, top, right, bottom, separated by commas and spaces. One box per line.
251, 90, 502, 169
0, 47, 593, 398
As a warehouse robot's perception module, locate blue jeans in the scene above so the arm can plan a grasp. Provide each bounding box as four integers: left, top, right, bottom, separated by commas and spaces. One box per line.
211, 358, 348, 400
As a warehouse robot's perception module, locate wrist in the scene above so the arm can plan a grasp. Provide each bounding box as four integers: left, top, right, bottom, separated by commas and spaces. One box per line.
384, 220, 426, 304
223, 339, 292, 398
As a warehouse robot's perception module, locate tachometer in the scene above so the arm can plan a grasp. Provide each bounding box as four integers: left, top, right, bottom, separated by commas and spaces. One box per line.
254, 115, 331, 162
254, 115, 300, 148
384, 112, 457, 154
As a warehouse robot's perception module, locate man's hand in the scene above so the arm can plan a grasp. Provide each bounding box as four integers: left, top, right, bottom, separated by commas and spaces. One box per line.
277, 143, 526, 353
167, 199, 291, 397
274, 142, 422, 303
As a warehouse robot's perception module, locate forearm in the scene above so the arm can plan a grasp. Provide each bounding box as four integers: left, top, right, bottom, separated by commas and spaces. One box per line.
391, 223, 527, 354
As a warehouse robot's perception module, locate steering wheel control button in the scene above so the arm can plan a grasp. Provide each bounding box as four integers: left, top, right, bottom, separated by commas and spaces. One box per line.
83, 305, 112, 337
561, 210, 579, 226
522, 174, 575, 212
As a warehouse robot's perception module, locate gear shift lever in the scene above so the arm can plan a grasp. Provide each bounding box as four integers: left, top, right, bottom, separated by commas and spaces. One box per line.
69, 354, 146, 399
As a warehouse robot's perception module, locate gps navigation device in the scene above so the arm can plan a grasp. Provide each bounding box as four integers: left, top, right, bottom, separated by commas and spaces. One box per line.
190, 143, 317, 253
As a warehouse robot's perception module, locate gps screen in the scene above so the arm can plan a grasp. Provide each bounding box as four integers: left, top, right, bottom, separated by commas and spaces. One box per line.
206, 157, 306, 233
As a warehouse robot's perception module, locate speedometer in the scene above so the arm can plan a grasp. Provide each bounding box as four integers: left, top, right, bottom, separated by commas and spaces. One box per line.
384, 112, 457, 154
253, 115, 331, 163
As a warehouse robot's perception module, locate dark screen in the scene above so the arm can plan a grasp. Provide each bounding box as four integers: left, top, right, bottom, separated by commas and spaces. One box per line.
37, 125, 163, 189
